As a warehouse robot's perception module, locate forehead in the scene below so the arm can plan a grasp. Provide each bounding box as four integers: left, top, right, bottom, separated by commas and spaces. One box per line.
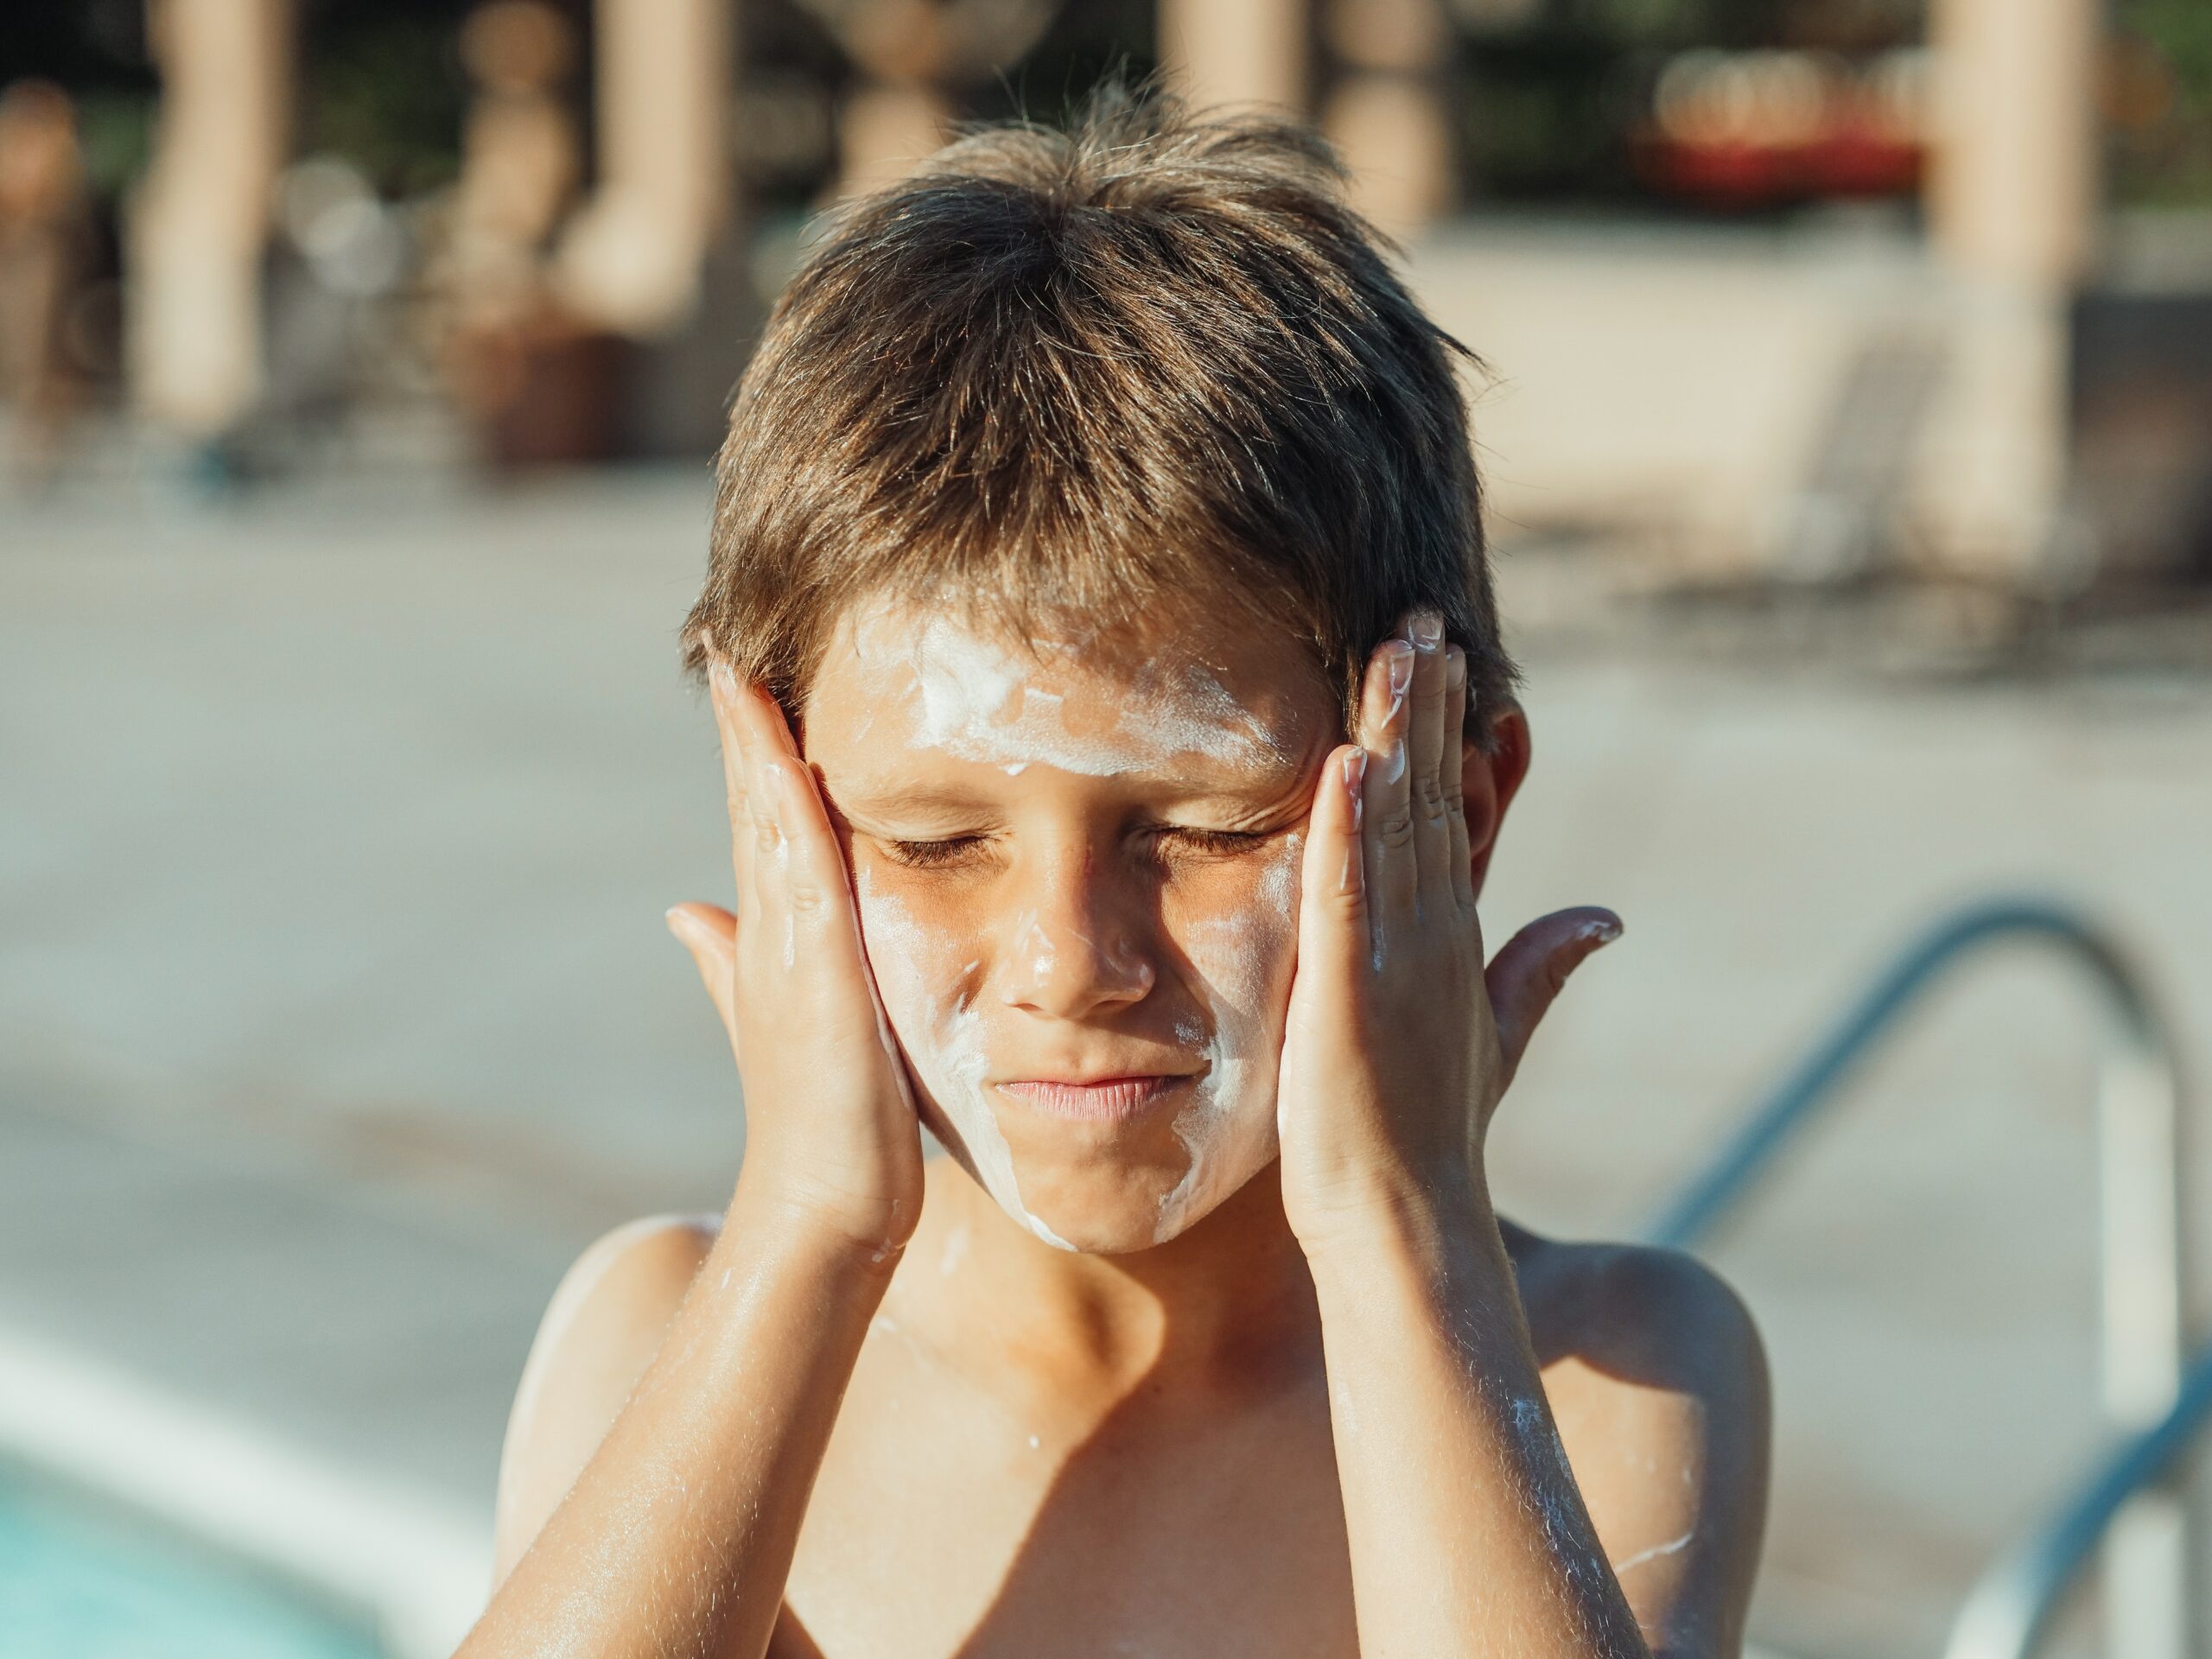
804, 595, 1337, 788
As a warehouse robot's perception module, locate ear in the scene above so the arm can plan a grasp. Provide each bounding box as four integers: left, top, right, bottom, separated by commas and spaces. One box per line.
1460, 705, 1530, 900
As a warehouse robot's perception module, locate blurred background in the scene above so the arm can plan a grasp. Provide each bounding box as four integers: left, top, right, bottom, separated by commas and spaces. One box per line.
2, 2, 2210, 1656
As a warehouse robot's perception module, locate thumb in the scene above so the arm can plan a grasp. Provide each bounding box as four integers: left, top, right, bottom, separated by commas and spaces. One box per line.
666, 902, 740, 1059
1484, 907, 1622, 1090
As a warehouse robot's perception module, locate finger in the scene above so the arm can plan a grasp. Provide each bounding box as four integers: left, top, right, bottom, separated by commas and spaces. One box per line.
666, 901, 740, 1058
1484, 907, 1623, 1090
759, 754, 859, 929
1402, 610, 1452, 898
707, 662, 759, 921
1443, 646, 1475, 912
1356, 636, 1418, 932
721, 671, 801, 925
728, 693, 877, 995
1295, 743, 1372, 989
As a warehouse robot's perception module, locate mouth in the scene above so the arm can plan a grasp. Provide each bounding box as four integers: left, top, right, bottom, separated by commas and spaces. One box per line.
995, 1075, 1194, 1123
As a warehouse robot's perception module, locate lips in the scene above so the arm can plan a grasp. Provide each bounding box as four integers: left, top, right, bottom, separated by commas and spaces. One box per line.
995, 1075, 1192, 1122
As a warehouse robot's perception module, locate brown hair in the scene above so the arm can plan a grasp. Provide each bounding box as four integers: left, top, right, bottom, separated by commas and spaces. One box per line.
683, 85, 1516, 744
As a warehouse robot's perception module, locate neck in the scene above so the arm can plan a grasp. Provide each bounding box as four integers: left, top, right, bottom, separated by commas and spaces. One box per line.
896, 1159, 1322, 1416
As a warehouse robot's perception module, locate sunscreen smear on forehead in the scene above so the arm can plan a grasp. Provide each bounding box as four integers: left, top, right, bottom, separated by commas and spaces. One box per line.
853, 607, 1287, 780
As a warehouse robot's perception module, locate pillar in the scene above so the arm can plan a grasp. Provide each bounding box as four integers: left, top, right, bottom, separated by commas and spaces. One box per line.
1159, 0, 1308, 115
1910, 0, 2102, 578
822, 0, 956, 200
129, 0, 292, 436
1926, 0, 2100, 289
1319, 0, 1453, 237
817, 1, 1059, 200
555, 0, 729, 335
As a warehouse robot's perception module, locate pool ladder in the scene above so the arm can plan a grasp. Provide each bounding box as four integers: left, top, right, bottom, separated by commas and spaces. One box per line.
1639, 898, 2201, 1659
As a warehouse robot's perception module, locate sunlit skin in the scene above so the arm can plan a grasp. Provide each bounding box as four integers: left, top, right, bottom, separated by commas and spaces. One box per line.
812, 597, 1332, 1254
463, 601, 1773, 1659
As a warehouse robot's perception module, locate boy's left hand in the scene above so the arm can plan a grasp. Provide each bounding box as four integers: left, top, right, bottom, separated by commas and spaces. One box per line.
1274, 611, 1620, 1254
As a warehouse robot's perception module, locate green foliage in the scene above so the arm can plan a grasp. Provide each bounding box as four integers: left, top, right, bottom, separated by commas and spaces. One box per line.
2115, 0, 2212, 207
303, 16, 466, 197
73, 91, 151, 199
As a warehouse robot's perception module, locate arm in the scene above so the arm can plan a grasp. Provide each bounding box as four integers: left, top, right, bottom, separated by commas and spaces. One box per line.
1306, 1192, 1653, 1657
1307, 1223, 1768, 1659
1276, 614, 1767, 1657
491, 1214, 717, 1585
458, 663, 926, 1659
1534, 1245, 1770, 1656
463, 1203, 896, 1659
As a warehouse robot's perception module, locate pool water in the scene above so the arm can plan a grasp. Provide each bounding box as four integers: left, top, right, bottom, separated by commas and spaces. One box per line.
0, 1471, 385, 1658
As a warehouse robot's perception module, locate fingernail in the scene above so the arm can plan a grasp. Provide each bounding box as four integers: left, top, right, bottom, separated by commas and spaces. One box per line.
709, 659, 737, 702
1341, 748, 1366, 827
665, 905, 699, 941
1383, 739, 1407, 783
1385, 641, 1414, 704
1408, 611, 1444, 652
1446, 646, 1466, 689
1580, 915, 1623, 944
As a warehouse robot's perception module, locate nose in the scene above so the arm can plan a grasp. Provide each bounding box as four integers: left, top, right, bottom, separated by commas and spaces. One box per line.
997, 855, 1155, 1020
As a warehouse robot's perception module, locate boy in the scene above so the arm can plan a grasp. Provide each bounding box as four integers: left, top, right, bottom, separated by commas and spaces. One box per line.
462, 91, 1770, 1659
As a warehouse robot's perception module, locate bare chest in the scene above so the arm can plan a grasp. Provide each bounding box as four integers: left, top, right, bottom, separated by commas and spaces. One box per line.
774, 1344, 1360, 1659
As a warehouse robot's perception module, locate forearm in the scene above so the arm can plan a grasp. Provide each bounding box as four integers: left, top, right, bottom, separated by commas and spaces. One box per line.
1309, 1187, 1649, 1659
460, 1182, 894, 1659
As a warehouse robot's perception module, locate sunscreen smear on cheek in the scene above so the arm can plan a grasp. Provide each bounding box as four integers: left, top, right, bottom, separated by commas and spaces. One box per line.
855, 870, 1076, 1250
1154, 831, 1301, 1243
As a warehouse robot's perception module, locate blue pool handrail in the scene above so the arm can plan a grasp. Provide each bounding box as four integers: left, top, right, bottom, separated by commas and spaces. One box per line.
1637, 896, 2190, 1659
1945, 1340, 2212, 1659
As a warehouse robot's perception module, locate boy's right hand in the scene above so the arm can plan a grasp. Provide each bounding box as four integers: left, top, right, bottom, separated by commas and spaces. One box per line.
664, 663, 925, 1261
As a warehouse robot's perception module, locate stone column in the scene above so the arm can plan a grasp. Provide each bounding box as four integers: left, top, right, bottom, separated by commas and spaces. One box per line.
1911, 0, 2102, 578
129, 0, 292, 436
1319, 0, 1453, 237
1927, 0, 2100, 288
555, 0, 730, 335
804, 0, 1058, 201
1158, 0, 1308, 115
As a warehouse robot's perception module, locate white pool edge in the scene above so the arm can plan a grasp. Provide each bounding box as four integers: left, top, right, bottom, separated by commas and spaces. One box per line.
0, 1321, 489, 1659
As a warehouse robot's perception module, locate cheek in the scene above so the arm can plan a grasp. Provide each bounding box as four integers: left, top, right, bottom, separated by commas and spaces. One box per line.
851, 866, 982, 1037
1150, 838, 1303, 1240
1170, 837, 1303, 1076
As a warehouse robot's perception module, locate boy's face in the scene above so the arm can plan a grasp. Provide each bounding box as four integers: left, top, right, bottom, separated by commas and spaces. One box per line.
801, 596, 1339, 1253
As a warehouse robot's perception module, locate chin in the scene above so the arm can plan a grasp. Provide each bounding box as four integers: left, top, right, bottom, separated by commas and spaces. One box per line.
931, 1104, 1280, 1254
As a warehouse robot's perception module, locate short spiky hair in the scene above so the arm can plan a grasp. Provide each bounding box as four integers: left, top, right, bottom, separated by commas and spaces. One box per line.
684, 86, 1516, 743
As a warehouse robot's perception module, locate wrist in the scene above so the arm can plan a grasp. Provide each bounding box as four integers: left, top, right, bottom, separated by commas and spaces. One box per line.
1294, 1160, 1501, 1285
723, 1179, 911, 1286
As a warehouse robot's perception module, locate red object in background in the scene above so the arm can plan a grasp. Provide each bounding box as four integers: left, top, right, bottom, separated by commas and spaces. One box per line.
1633, 48, 1926, 211
1632, 124, 1921, 209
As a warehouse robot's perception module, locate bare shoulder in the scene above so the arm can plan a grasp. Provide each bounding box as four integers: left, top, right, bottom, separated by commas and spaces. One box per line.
1503, 1220, 1772, 1657
491, 1211, 726, 1584
1505, 1221, 1766, 1387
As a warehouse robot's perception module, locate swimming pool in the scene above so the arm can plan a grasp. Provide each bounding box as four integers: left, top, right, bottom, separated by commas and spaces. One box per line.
0, 1468, 385, 1659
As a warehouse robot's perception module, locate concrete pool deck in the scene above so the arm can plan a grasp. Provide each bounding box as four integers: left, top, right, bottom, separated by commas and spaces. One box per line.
4, 469, 2212, 1656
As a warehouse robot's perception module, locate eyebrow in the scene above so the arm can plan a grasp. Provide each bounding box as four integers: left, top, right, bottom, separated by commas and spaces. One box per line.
828, 761, 1320, 829
839, 711, 1332, 802
822, 784, 1001, 831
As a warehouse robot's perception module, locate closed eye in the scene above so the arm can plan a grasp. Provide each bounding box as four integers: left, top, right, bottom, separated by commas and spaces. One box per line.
1148, 825, 1277, 859
880, 826, 1281, 870
880, 835, 991, 869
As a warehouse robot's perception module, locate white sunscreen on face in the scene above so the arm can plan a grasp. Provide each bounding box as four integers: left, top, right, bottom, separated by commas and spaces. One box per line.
859, 607, 1289, 780
856, 869, 1076, 1249
844, 604, 1301, 1248
1153, 831, 1301, 1242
